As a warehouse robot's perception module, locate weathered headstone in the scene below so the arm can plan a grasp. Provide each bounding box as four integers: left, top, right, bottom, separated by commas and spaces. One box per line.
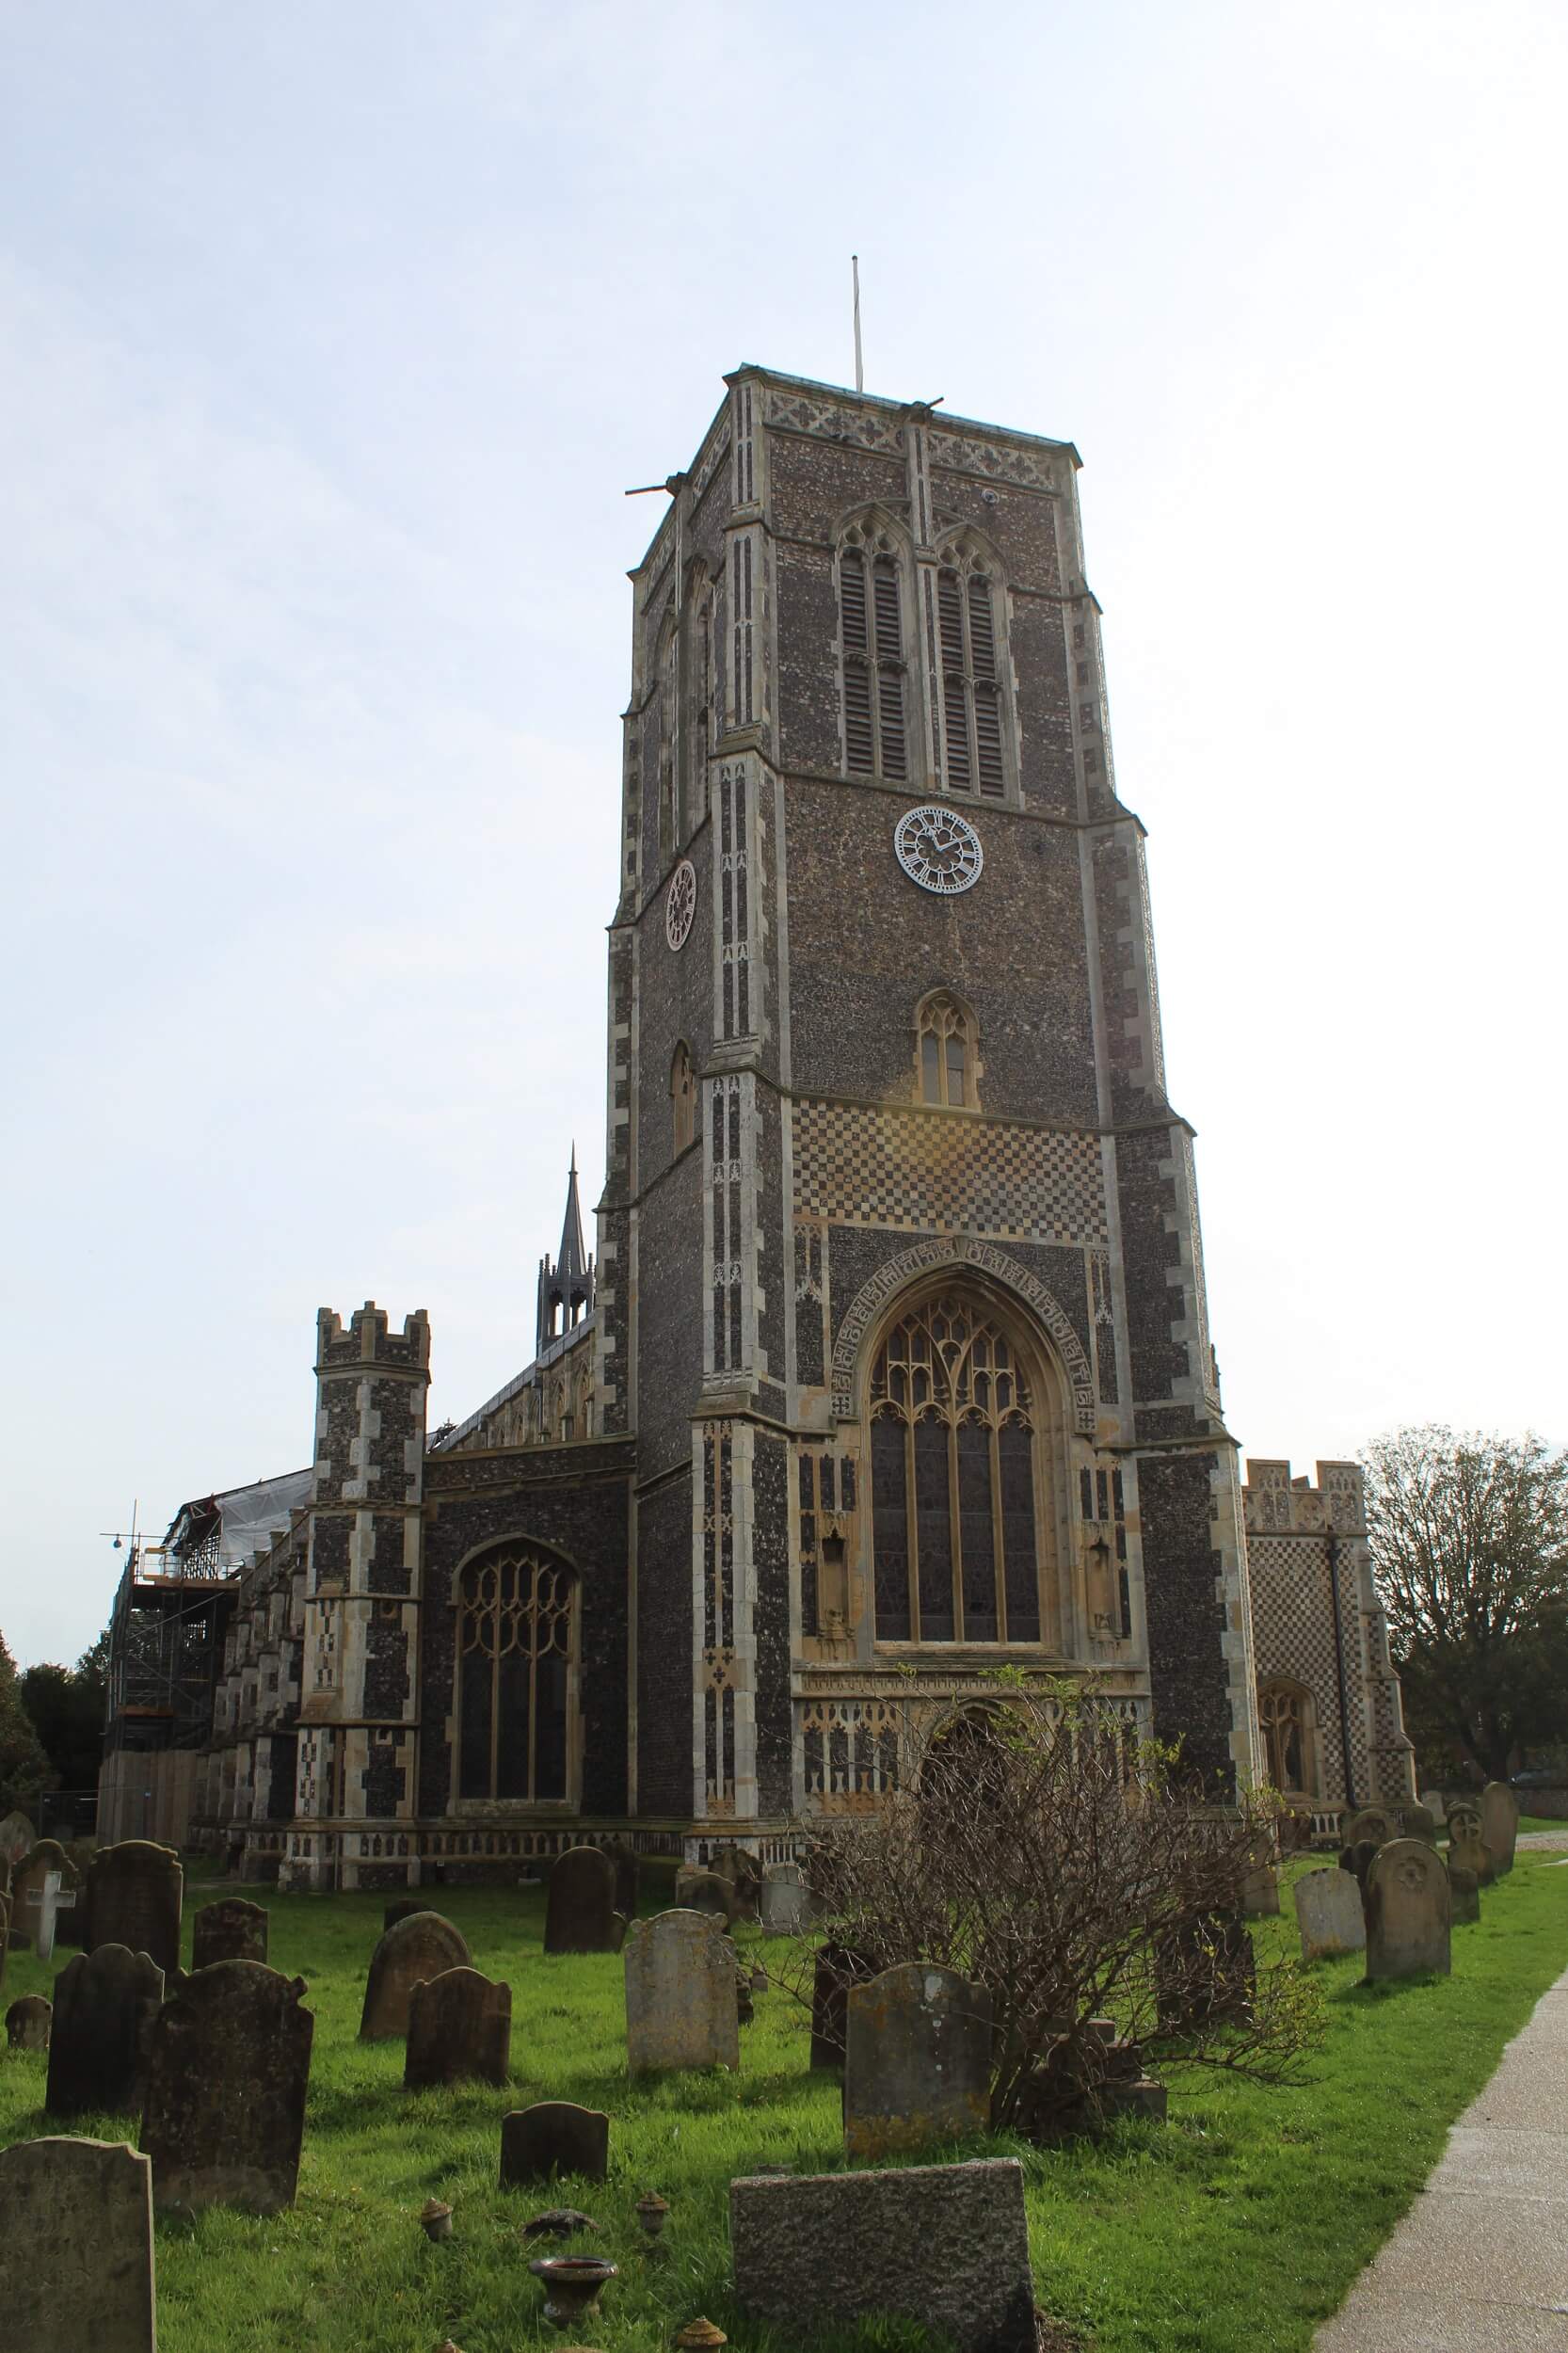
47, 1945, 165, 2117
0, 1810, 38, 1867
1480, 1781, 1520, 1878
1400, 1801, 1440, 1846
1240, 1849, 1281, 1917
24, 1867, 78, 1962
603, 1839, 640, 1922
843, 1962, 992, 2162
7, 1993, 53, 2049
624, 1909, 740, 2074
11, 1842, 80, 1953
809, 1941, 874, 2071
760, 1862, 810, 1935
1365, 1836, 1451, 1980
1445, 1803, 1494, 1887
0, 2137, 156, 2353
731, 2157, 1036, 2353
712, 1847, 761, 1914
360, 1911, 471, 2040
674, 1866, 734, 1922
1343, 1805, 1400, 1849
545, 1846, 621, 1955
86, 1842, 183, 1977
140, 1959, 313, 2212
1337, 1838, 1380, 1896
383, 1896, 425, 1932
500, 2101, 610, 2185
1448, 1864, 1481, 1923
405, 1965, 511, 2089
1420, 1788, 1448, 1825
192, 1897, 269, 1968
1292, 1866, 1367, 1961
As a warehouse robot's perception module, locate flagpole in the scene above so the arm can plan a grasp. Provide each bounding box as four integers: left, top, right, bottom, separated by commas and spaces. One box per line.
852, 254, 864, 394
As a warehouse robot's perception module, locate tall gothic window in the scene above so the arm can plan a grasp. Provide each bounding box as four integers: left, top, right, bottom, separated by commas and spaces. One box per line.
916, 992, 977, 1109
936, 543, 1007, 799
671, 1039, 696, 1154
1258, 1679, 1315, 1797
869, 1296, 1048, 1646
456, 1545, 575, 1802
840, 523, 908, 780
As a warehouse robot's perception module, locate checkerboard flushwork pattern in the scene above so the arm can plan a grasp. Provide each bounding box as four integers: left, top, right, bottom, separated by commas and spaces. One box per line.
791, 1100, 1109, 1248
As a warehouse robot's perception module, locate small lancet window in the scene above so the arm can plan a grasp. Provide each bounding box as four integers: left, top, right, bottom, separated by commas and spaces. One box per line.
671, 1040, 696, 1154
916, 994, 977, 1109
839, 524, 907, 781
936, 545, 1008, 799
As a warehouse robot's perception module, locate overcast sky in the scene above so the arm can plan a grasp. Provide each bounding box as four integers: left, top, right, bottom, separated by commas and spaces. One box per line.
3, 2, 1562, 1668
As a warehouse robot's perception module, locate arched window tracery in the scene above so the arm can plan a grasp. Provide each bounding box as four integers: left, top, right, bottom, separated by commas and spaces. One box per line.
1258, 1678, 1316, 1798
915, 992, 978, 1109
934, 537, 1008, 799
839, 520, 909, 781
456, 1545, 576, 1803
868, 1294, 1057, 1648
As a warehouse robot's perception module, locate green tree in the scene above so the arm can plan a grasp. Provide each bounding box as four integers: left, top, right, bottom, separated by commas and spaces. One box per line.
1364, 1425, 1568, 1781
20, 1652, 105, 1798
0, 1631, 56, 1818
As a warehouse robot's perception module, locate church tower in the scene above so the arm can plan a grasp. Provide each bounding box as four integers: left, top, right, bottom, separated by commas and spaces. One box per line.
601, 366, 1258, 1850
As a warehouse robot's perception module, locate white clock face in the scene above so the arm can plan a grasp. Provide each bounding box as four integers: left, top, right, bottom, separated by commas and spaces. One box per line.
893, 805, 984, 896
665, 858, 697, 951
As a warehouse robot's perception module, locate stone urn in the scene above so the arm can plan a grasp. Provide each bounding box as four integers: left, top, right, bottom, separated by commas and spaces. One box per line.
420, 2198, 453, 2243
529, 2254, 617, 2329
635, 2190, 670, 2240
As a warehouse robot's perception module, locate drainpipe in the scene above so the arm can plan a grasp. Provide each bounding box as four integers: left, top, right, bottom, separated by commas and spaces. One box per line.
1326, 1531, 1358, 1812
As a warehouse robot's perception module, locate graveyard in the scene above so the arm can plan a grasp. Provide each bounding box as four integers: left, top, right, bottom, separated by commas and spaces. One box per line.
1, 1842, 1565, 2352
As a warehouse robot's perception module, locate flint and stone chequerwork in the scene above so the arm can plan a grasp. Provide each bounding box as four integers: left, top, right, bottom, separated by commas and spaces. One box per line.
140, 365, 1405, 1889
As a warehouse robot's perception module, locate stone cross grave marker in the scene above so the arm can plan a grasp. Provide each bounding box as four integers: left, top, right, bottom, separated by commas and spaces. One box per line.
26, 1869, 77, 1963
1292, 1866, 1366, 1962
1366, 1836, 1451, 1980
1480, 1781, 1520, 1877
404, 1965, 511, 2089
7, 1994, 52, 2050
843, 1961, 992, 2162
731, 2157, 1036, 2353
11, 1843, 79, 1954
360, 1911, 471, 2041
1446, 1803, 1494, 1886
545, 1845, 621, 1955
500, 2100, 611, 2185
760, 1862, 810, 1935
47, 1945, 166, 2118
141, 1959, 313, 2213
0, 2137, 157, 2353
192, 1897, 268, 1969
86, 1842, 183, 1977
624, 1909, 740, 2074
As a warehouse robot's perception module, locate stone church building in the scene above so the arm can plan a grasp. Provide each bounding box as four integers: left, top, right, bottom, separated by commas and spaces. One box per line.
113, 365, 1412, 1883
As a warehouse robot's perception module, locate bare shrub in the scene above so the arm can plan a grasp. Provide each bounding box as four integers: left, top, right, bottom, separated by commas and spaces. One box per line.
788, 1681, 1322, 2134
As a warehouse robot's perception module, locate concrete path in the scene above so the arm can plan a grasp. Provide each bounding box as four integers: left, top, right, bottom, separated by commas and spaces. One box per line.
1314, 1959, 1568, 2350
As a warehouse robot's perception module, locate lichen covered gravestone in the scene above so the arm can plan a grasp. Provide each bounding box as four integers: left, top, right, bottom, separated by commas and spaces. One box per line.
1365, 1836, 1450, 1980
405, 1965, 511, 2089
1400, 1801, 1440, 1846
1292, 1866, 1367, 1961
192, 1897, 268, 1968
1480, 1781, 1520, 1878
47, 1945, 165, 2117
140, 1960, 313, 2212
7, 1993, 52, 2049
760, 1862, 809, 1935
674, 1865, 735, 1922
843, 1962, 992, 2162
1446, 1803, 1494, 1887
730, 2158, 1036, 2353
360, 1911, 471, 2040
624, 1909, 739, 2074
500, 2101, 610, 2185
86, 1842, 183, 1977
0, 2137, 156, 2353
545, 1846, 621, 1955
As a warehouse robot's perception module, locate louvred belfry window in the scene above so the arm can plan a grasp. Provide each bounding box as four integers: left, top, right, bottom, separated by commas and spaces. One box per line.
869, 1297, 1048, 1647
457, 1545, 576, 1802
839, 525, 907, 780
936, 548, 1008, 799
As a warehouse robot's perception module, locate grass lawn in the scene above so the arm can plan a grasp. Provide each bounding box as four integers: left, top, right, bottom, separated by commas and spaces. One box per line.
1, 1851, 1564, 2352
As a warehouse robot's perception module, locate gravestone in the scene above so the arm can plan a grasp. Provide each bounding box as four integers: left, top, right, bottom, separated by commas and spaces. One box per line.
1365, 1836, 1450, 1980
405, 1965, 511, 2089
86, 1842, 183, 1977
712, 1847, 761, 1914
1343, 1805, 1400, 1849
1400, 1802, 1440, 1846
1445, 1804, 1494, 1886
192, 1897, 268, 1968
1448, 1864, 1481, 1924
674, 1867, 734, 1922
0, 2137, 156, 2353
500, 2101, 610, 2185
1480, 1781, 1520, 1877
603, 1840, 640, 1922
11, 1842, 79, 1952
0, 1810, 37, 1866
140, 1960, 313, 2212
360, 1911, 471, 2040
843, 1962, 992, 2162
624, 1909, 740, 2074
1337, 1839, 1380, 1897
25, 1868, 78, 1962
810, 1942, 875, 2071
731, 2157, 1035, 2353
47, 1945, 165, 2117
1240, 1840, 1281, 1917
1292, 1866, 1366, 1961
760, 1862, 809, 1935
544, 1846, 621, 1955
383, 1896, 425, 1933
7, 1994, 52, 2049
1420, 1789, 1448, 1825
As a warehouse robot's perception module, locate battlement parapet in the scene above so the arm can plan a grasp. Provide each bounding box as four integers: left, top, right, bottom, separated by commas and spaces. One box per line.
1243, 1457, 1366, 1537
316, 1302, 432, 1376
